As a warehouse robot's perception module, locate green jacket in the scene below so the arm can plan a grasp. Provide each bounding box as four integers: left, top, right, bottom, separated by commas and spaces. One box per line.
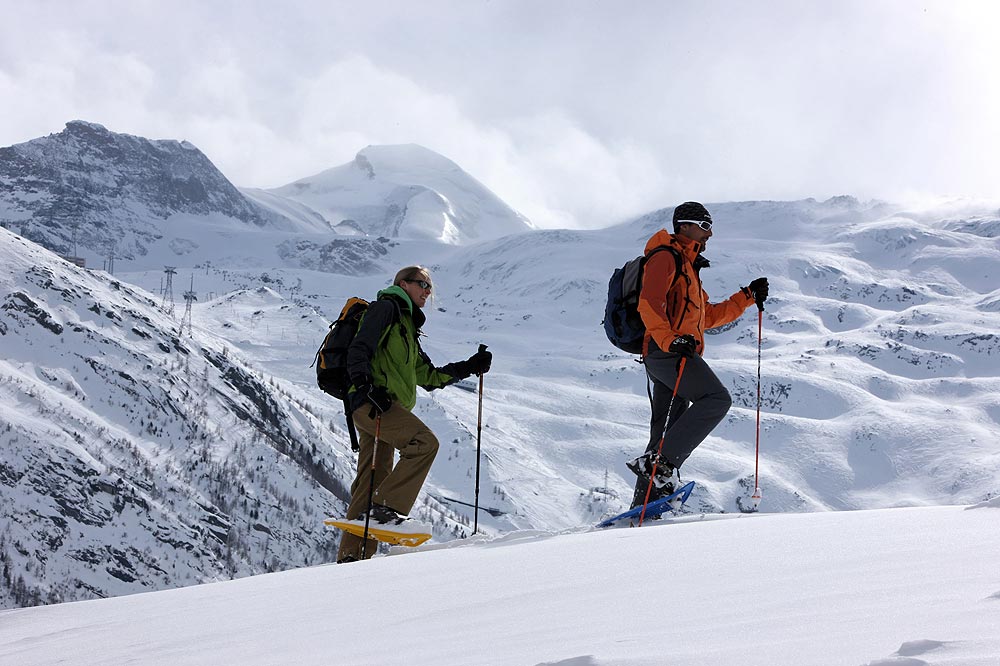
346, 285, 466, 411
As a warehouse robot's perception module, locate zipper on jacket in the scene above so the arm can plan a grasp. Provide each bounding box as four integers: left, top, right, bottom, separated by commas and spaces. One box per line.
670, 266, 695, 330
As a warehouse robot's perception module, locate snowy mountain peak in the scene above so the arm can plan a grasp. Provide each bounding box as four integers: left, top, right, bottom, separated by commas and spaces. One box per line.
357, 143, 464, 177
40, 120, 214, 176
0, 121, 290, 265
270, 144, 533, 244
64, 119, 110, 133
352, 151, 376, 179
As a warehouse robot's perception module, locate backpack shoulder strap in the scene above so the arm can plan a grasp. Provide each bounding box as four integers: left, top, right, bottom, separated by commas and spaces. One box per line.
374, 294, 403, 328
643, 245, 684, 291
368, 295, 406, 354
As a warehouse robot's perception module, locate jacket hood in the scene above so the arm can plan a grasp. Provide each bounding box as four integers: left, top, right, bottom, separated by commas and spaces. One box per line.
377, 285, 412, 311
377, 284, 425, 328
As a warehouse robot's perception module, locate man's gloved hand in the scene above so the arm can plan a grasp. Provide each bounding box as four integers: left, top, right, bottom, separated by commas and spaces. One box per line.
366, 386, 393, 414
466, 347, 492, 376
743, 277, 769, 307
353, 376, 393, 414
668, 334, 697, 358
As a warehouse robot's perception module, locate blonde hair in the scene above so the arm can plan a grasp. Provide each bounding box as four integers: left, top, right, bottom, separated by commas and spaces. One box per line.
393, 265, 432, 287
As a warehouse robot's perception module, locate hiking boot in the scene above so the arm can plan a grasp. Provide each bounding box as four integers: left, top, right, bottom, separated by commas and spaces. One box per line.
628, 452, 679, 493
627, 452, 673, 478
625, 452, 656, 479
365, 503, 407, 526
652, 465, 679, 495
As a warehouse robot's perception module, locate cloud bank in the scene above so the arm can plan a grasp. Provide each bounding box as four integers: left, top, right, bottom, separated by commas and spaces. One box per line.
2, 1, 998, 229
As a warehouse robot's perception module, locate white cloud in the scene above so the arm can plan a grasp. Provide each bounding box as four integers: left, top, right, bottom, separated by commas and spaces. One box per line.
273, 57, 665, 229
1, 1, 999, 229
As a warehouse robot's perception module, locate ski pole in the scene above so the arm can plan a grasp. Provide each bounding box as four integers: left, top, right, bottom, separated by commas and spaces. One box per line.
639, 356, 687, 527
361, 414, 381, 559
473, 344, 487, 535
751, 303, 764, 510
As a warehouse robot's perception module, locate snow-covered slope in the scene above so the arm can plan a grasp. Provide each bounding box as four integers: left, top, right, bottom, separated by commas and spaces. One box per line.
0, 227, 355, 606
2, 121, 999, 613
267, 144, 533, 244
0, 226, 497, 608
364, 197, 1000, 527
117, 196, 1000, 534
3, 501, 999, 666
9, 194, 1000, 609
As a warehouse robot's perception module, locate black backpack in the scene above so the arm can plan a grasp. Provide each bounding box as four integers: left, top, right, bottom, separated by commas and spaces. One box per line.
314, 297, 370, 400
602, 246, 682, 354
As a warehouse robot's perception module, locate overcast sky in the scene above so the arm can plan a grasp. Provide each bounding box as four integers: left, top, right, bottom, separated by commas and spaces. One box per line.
2, 1, 998, 229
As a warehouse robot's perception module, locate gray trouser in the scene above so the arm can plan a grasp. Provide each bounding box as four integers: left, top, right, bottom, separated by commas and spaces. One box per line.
642, 342, 732, 468
630, 344, 732, 509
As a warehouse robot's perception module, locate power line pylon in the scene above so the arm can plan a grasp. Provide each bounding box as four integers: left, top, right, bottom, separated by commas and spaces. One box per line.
181, 275, 197, 337
162, 266, 177, 316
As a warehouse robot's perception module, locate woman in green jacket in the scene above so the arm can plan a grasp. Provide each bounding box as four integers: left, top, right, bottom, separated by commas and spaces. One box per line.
337, 265, 491, 562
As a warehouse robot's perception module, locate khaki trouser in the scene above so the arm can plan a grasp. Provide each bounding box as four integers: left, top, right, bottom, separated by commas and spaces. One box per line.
336, 402, 439, 562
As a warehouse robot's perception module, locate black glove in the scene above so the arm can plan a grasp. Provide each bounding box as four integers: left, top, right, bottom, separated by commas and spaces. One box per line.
369, 386, 393, 414
465, 347, 492, 376
743, 277, 769, 308
668, 334, 697, 358
353, 376, 393, 414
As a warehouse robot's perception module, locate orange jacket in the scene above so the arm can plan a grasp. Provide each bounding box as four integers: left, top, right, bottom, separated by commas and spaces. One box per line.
638, 229, 754, 356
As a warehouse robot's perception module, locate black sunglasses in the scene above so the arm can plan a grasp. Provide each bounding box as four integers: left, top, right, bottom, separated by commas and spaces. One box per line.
677, 219, 713, 232
404, 278, 433, 291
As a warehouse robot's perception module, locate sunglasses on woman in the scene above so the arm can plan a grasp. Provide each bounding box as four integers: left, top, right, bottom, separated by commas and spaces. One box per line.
404, 278, 433, 291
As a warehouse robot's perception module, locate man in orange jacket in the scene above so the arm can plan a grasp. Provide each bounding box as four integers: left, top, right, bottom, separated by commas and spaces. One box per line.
626, 201, 768, 509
